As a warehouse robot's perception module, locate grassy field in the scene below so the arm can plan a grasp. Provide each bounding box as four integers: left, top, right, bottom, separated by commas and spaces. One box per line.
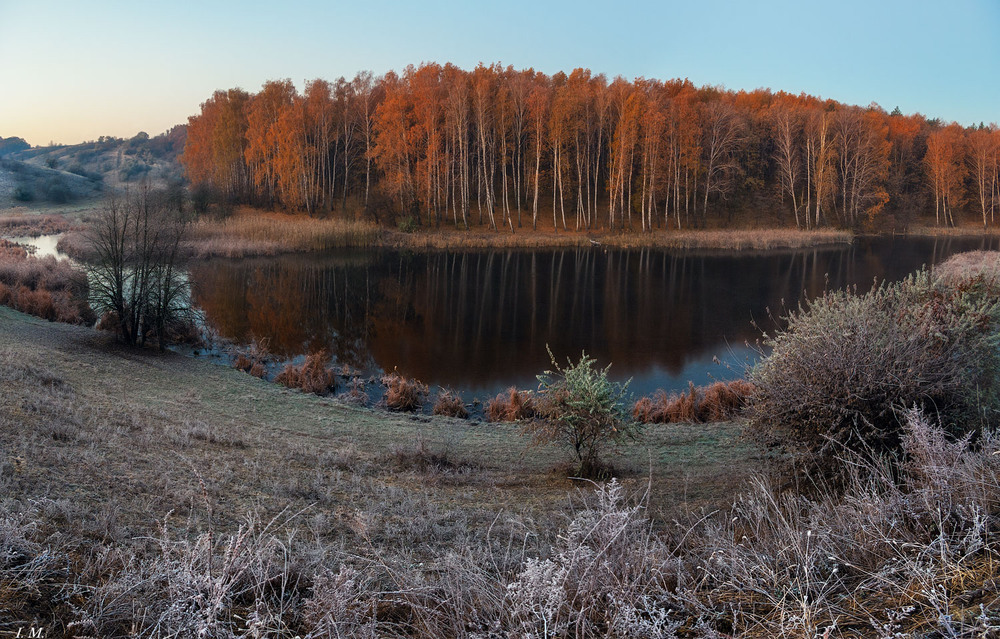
0, 305, 760, 540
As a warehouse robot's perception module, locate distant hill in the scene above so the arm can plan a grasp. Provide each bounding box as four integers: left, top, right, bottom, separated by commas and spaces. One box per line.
0, 126, 186, 207
0, 137, 30, 158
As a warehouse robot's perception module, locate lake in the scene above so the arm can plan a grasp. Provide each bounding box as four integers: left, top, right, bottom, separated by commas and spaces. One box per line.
186, 235, 1000, 401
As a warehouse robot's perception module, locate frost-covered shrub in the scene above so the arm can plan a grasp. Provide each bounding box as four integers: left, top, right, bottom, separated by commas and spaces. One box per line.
748, 268, 1000, 467
525, 349, 639, 476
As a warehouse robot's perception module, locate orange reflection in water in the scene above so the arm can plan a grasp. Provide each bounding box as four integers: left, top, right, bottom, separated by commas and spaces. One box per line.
188, 236, 1000, 396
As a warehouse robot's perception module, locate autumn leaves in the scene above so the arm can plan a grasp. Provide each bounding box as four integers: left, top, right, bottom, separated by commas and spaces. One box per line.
182, 63, 999, 232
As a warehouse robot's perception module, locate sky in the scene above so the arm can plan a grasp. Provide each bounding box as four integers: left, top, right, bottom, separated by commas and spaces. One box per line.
1, 0, 997, 146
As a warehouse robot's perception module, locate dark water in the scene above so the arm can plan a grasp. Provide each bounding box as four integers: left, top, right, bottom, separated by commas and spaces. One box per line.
187, 236, 1000, 400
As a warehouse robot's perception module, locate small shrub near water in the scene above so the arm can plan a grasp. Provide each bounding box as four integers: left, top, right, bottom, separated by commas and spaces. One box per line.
432, 389, 469, 419
524, 349, 638, 477
275, 351, 337, 395
382, 371, 428, 412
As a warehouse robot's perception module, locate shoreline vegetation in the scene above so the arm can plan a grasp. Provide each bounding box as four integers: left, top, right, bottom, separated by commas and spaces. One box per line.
41, 207, 860, 260
10, 204, 1000, 261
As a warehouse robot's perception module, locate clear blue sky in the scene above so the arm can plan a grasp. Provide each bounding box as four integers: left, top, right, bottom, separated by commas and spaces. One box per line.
1, 0, 997, 146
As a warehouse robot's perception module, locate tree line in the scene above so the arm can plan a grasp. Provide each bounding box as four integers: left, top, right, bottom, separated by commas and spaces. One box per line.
181, 63, 1000, 231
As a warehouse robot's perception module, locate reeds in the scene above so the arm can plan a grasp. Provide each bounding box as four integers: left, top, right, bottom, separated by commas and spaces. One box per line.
432, 389, 469, 419
382, 371, 429, 412
485, 387, 536, 422
275, 351, 337, 395
632, 379, 755, 424
0, 239, 92, 324
0, 213, 71, 237
188, 210, 381, 258
383, 227, 852, 251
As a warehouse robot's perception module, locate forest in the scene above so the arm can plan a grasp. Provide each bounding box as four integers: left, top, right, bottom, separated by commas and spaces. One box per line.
181, 63, 1000, 232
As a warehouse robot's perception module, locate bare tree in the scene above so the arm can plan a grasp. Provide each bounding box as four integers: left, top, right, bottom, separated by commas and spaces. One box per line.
701, 102, 745, 220
88, 187, 192, 350
772, 106, 804, 228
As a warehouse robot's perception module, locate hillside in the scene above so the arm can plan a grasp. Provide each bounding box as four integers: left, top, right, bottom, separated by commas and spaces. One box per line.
0, 126, 186, 208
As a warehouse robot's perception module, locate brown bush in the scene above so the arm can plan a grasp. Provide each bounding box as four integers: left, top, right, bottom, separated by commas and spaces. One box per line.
275, 351, 337, 395
748, 269, 1000, 466
433, 390, 469, 419
486, 387, 536, 422
381, 371, 429, 412
633, 380, 754, 424
668, 382, 699, 423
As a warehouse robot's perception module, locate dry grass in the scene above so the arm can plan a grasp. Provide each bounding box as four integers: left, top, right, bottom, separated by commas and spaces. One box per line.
432, 389, 469, 419
0, 308, 767, 637
485, 386, 537, 422
381, 371, 429, 412
0, 213, 72, 237
5, 406, 1000, 637
188, 209, 381, 258
53, 206, 852, 261
909, 223, 1000, 237
383, 226, 853, 251
0, 239, 92, 324
274, 350, 337, 395
633, 379, 755, 424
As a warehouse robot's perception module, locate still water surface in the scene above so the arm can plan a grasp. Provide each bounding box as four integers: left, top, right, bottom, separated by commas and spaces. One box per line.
186, 236, 1000, 399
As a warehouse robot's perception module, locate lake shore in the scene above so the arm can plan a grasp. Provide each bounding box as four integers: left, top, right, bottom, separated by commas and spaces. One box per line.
17, 203, 1000, 260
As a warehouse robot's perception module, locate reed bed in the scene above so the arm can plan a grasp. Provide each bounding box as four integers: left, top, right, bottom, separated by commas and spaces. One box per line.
0, 213, 72, 238
909, 224, 1000, 237
384, 226, 853, 250
633, 379, 755, 424
188, 211, 381, 258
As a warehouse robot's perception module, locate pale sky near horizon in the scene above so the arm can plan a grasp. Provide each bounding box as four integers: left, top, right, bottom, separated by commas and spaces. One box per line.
1, 0, 997, 146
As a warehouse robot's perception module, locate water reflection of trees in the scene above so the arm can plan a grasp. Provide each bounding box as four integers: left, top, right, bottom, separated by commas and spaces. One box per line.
189, 253, 379, 369
189, 236, 1000, 395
